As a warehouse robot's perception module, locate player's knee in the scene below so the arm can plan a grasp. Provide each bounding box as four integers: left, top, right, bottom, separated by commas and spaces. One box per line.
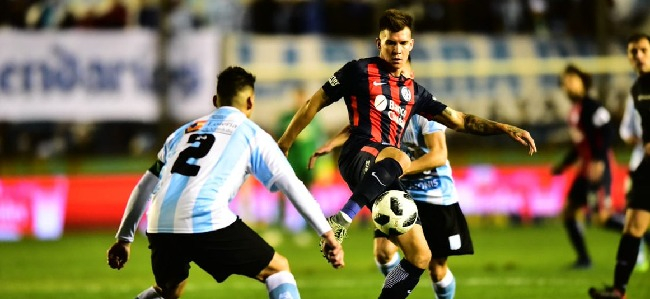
258, 253, 291, 281
407, 250, 431, 269
377, 148, 411, 172
428, 260, 447, 282
374, 248, 397, 264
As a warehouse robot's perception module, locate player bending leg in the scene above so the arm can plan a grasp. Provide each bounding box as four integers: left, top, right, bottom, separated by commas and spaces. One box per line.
106, 66, 343, 299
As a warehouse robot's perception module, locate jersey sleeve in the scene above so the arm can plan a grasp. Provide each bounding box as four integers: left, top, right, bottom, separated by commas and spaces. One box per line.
587, 103, 612, 161
321, 60, 358, 106
422, 118, 447, 135
249, 129, 331, 236
413, 84, 447, 120
634, 74, 650, 143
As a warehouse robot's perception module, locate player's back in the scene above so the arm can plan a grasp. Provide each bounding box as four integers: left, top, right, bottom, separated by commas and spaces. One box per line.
147, 106, 259, 234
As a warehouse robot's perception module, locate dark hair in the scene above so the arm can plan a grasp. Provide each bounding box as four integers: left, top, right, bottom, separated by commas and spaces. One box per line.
627, 33, 650, 45
216, 66, 256, 106
379, 9, 414, 33
561, 63, 592, 91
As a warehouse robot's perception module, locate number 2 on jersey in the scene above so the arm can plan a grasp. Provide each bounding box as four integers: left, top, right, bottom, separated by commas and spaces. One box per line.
171, 134, 215, 176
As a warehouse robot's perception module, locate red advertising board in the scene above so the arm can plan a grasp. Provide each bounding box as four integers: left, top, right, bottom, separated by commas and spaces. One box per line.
0, 164, 630, 240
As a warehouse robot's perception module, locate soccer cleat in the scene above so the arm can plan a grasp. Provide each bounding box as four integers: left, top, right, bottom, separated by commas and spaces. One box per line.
588, 286, 626, 299
571, 258, 592, 270
319, 212, 351, 256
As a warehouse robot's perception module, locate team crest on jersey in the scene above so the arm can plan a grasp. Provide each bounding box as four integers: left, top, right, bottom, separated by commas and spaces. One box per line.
400, 86, 411, 102
185, 120, 206, 133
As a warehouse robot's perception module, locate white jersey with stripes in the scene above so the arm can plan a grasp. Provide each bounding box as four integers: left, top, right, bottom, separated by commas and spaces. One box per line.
400, 115, 458, 205
146, 106, 330, 235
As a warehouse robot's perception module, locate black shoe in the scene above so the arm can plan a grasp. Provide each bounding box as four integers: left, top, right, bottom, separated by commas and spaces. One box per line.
588, 286, 625, 299
571, 258, 592, 270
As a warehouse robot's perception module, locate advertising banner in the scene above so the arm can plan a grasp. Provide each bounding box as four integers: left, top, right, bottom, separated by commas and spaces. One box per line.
0, 164, 629, 240
0, 29, 219, 122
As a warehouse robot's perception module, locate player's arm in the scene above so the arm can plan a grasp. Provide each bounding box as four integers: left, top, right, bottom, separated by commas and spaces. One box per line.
404, 130, 447, 175
432, 106, 537, 155
586, 106, 612, 182
107, 160, 162, 270
620, 94, 642, 145
253, 134, 344, 268
308, 125, 351, 170
278, 89, 330, 155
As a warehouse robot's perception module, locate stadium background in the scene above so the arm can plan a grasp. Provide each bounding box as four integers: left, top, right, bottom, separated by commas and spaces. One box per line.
1, 0, 649, 298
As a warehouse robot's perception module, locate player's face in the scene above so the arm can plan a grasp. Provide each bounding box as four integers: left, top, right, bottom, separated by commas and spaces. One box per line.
627, 38, 650, 74
561, 73, 585, 100
377, 28, 414, 72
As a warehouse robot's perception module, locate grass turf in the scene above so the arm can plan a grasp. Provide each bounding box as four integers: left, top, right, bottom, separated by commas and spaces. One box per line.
1, 221, 649, 299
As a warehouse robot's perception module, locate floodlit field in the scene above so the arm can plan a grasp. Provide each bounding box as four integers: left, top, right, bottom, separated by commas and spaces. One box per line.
1, 221, 649, 299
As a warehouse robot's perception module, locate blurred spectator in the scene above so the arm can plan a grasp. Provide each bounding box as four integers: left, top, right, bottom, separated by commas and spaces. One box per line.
249, 0, 281, 34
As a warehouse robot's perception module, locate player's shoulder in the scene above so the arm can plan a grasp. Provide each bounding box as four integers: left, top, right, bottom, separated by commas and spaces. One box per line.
633, 73, 650, 90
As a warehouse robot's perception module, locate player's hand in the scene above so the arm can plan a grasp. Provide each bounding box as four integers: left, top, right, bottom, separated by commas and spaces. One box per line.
107, 240, 131, 270
320, 232, 345, 269
506, 126, 537, 155
308, 144, 334, 170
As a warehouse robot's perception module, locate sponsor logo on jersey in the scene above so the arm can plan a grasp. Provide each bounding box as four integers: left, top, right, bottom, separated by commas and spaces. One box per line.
328, 75, 340, 87
185, 120, 206, 133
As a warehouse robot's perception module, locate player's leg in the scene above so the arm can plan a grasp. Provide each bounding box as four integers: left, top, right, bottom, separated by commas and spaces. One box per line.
339, 146, 411, 222
146, 233, 192, 299
589, 209, 650, 299
590, 163, 650, 298
420, 202, 473, 299
373, 232, 401, 276
257, 253, 301, 299
563, 176, 591, 268
192, 218, 300, 299
378, 225, 430, 299
429, 258, 455, 299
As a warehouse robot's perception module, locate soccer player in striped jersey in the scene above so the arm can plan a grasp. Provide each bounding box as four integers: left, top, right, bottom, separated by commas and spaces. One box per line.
589, 33, 650, 299
551, 64, 625, 269
278, 8, 536, 298
310, 115, 472, 299
106, 66, 344, 299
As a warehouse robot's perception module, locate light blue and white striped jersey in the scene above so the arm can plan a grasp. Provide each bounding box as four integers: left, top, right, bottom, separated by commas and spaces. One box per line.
400, 115, 458, 205
146, 106, 330, 235
620, 94, 645, 171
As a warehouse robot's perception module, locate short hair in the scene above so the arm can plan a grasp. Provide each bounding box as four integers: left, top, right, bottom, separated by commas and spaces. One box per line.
627, 33, 650, 45
561, 63, 592, 91
216, 66, 256, 106
379, 9, 414, 33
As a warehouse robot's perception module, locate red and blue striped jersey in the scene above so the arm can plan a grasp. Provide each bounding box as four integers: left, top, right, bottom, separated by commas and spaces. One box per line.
321, 57, 447, 147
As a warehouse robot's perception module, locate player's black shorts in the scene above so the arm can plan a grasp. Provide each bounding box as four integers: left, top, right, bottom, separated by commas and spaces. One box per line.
567, 174, 611, 208
628, 158, 650, 211
146, 217, 275, 288
374, 202, 473, 258
338, 137, 402, 193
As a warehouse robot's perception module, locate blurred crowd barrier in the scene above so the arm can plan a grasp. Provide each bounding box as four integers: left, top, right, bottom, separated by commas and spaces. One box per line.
0, 29, 639, 159
0, 164, 628, 240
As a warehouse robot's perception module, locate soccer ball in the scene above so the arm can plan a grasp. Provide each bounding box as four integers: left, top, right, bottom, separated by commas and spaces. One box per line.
372, 190, 418, 235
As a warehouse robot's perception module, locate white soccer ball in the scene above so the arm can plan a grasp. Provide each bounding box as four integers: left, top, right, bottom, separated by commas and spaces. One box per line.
372, 190, 418, 235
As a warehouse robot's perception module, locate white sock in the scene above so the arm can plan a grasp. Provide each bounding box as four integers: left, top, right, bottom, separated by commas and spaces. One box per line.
375, 251, 400, 276
266, 271, 301, 299
135, 286, 162, 299
435, 269, 454, 289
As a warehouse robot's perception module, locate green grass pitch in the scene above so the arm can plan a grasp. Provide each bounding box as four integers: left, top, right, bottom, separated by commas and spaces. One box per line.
1, 221, 649, 299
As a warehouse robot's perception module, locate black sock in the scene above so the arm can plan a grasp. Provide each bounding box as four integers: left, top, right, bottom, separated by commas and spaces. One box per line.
614, 234, 641, 294
564, 218, 590, 262
604, 214, 625, 231
378, 259, 425, 299
349, 158, 402, 208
